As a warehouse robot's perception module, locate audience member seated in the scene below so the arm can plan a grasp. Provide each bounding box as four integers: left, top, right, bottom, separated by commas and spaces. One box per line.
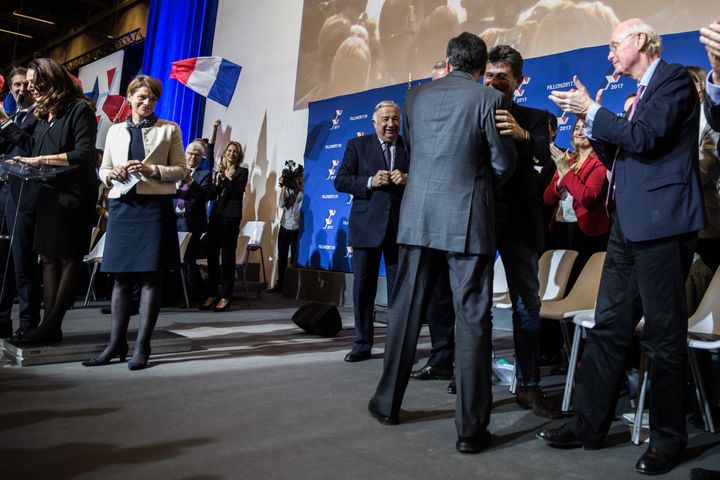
176, 141, 213, 301
543, 118, 609, 278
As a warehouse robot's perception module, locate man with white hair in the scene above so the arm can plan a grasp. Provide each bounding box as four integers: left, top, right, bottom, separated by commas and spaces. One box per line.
538, 18, 705, 475
176, 141, 213, 300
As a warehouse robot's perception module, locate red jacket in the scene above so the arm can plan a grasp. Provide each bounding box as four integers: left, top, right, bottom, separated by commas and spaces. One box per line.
543, 152, 610, 236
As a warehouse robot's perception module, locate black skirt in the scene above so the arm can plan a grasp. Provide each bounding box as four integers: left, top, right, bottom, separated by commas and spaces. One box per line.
101, 192, 180, 273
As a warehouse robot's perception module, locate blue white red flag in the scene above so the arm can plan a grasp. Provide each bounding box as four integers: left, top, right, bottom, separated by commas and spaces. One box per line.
169, 56, 242, 107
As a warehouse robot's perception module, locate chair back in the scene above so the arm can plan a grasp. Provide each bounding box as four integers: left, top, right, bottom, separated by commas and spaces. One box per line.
89, 226, 101, 250
240, 221, 266, 248
86, 233, 106, 262
688, 266, 720, 336
178, 231, 193, 263
538, 249, 579, 301
562, 251, 605, 309
235, 234, 251, 265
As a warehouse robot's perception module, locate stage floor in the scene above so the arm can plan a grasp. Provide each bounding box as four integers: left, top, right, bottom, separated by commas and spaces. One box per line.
1, 295, 718, 479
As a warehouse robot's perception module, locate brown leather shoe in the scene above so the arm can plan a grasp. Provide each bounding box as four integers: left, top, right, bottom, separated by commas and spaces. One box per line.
516, 386, 563, 419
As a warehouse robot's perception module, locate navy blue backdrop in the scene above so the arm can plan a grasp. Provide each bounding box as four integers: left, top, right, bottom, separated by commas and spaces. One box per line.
142, 0, 219, 145
298, 30, 709, 273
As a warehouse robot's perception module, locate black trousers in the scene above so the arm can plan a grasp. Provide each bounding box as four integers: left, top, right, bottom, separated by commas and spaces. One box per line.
423, 267, 455, 370
350, 222, 398, 353
0, 213, 16, 330
276, 226, 298, 289
373, 246, 493, 438
206, 214, 240, 298
569, 220, 695, 454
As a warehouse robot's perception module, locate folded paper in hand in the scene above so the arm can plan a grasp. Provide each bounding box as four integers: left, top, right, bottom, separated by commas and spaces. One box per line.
112, 171, 142, 195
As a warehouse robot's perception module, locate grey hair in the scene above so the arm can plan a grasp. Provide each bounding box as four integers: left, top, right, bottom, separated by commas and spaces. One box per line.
374, 100, 400, 113
186, 141, 205, 155
626, 19, 662, 56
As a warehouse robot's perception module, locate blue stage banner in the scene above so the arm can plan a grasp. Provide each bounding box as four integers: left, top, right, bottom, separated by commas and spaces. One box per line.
299, 30, 708, 273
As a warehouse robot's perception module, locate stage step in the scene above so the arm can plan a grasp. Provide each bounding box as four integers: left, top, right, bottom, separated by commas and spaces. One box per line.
0, 330, 192, 367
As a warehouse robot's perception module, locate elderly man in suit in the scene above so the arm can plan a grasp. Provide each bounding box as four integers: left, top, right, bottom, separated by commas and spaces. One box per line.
368, 32, 516, 454
538, 18, 706, 476
0, 67, 41, 338
483, 45, 559, 419
334, 100, 409, 362
176, 141, 213, 301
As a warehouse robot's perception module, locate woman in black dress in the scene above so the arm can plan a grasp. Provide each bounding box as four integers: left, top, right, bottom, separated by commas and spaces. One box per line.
83, 75, 186, 369
199, 141, 249, 312
11, 58, 98, 344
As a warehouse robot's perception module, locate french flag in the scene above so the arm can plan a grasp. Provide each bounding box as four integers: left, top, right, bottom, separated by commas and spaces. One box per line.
169, 56, 242, 107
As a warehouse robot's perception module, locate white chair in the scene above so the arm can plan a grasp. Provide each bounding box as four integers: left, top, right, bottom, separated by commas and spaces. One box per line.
83, 233, 106, 306
177, 231, 193, 309
686, 266, 720, 433
561, 309, 596, 412
509, 249, 579, 393
493, 256, 510, 308
240, 221, 268, 284
196, 233, 252, 306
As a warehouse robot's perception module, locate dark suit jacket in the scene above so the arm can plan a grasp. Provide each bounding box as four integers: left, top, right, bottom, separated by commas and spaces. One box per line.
398, 70, 516, 255
0, 107, 42, 213
706, 91, 720, 157
334, 133, 409, 249
180, 168, 212, 232
496, 103, 549, 252
213, 166, 248, 219
589, 60, 705, 242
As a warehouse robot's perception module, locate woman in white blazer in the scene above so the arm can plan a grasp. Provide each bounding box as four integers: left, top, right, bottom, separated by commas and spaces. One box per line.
84, 75, 187, 370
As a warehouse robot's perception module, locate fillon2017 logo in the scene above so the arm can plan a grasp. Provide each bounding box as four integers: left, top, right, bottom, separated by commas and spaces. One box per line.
326, 159, 340, 180
323, 209, 337, 229
602, 68, 624, 91
330, 109, 343, 130
557, 112, 571, 132
514, 76, 531, 100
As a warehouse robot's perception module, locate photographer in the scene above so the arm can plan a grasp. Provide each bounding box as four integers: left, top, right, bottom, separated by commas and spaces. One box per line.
269, 161, 303, 294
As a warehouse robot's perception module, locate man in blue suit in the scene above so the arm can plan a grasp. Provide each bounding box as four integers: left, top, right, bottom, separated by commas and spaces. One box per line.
538, 18, 706, 476
176, 141, 213, 300
334, 100, 409, 362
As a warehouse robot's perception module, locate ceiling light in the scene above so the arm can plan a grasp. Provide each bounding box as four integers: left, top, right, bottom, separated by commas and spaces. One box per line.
0, 28, 33, 39
12, 11, 56, 25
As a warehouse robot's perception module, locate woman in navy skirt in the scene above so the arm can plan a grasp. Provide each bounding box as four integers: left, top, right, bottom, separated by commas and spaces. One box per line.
84, 75, 187, 370
199, 141, 249, 312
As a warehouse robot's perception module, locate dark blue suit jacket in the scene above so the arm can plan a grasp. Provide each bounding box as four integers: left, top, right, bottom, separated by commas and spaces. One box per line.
706, 91, 720, 157
589, 60, 706, 241
180, 168, 212, 233
334, 133, 409, 249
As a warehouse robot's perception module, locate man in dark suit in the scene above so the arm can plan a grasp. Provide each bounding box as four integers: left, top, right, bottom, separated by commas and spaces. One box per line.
368, 32, 516, 453
483, 45, 559, 419
177, 141, 213, 300
539, 18, 706, 475
0, 67, 41, 338
702, 19, 720, 151
334, 100, 409, 362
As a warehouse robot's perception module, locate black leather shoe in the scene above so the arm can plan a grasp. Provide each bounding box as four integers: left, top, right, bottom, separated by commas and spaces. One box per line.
447, 375, 456, 394
344, 350, 371, 362
516, 386, 563, 419
410, 365, 453, 380
368, 397, 398, 425
536, 423, 599, 450
11, 326, 62, 345
635, 447, 681, 475
456, 431, 492, 453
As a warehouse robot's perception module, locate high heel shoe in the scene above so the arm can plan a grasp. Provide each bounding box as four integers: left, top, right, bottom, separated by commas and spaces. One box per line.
11, 326, 62, 345
82, 343, 129, 367
128, 350, 150, 370
214, 298, 231, 312
199, 297, 218, 310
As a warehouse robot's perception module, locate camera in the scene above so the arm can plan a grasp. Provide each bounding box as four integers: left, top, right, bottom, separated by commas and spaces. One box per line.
279, 160, 303, 189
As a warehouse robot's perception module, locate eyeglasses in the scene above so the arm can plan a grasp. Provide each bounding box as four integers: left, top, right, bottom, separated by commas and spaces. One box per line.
609, 32, 639, 53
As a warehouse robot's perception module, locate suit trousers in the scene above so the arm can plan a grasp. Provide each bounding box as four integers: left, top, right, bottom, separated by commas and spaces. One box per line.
373, 245, 493, 438
0, 214, 15, 328
206, 214, 241, 299
569, 219, 695, 454
350, 221, 398, 353
423, 267, 455, 370
5, 194, 41, 329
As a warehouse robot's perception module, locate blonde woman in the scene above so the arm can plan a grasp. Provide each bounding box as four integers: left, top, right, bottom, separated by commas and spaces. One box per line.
200, 141, 249, 311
